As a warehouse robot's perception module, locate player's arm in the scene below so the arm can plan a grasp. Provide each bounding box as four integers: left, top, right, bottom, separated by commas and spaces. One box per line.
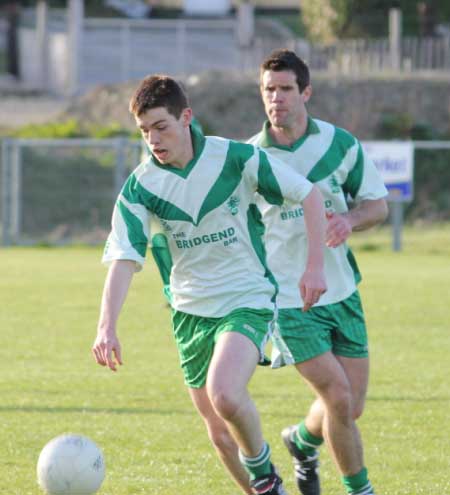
252, 148, 327, 310
300, 186, 327, 311
92, 259, 136, 372
326, 197, 388, 248
327, 138, 389, 248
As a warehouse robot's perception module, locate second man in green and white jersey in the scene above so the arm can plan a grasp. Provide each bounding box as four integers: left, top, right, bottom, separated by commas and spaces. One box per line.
249, 49, 388, 495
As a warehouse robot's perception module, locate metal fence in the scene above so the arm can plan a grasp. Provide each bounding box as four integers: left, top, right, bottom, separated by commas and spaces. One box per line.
0, 138, 143, 246
292, 35, 450, 74
17, 9, 450, 95
1, 137, 449, 247
19, 17, 241, 94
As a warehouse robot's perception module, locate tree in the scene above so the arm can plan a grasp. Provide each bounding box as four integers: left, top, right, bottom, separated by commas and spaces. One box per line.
300, 0, 355, 43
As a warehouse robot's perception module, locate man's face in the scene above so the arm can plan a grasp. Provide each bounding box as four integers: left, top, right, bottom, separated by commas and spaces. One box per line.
260, 70, 311, 128
135, 106, 192, 165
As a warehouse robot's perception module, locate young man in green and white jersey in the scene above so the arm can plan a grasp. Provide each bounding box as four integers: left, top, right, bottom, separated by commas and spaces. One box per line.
92, 75, 328, 495
247, 50, 388, 495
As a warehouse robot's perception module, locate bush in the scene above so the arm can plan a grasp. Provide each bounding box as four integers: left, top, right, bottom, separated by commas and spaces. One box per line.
10, 120, 139, 139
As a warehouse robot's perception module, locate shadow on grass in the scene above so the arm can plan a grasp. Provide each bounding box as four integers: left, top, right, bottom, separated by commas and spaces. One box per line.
367, 396, 450, 402
253, 392, 450, 403
0, 405, 196, 415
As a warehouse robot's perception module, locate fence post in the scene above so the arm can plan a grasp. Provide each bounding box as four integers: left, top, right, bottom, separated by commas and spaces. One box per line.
115, 138, 128, 197
67, 0, 84, 96
389, 8, 402, 70
10, 142, 22, 244
1, 139, 11, 246
390, 201, 403, 251
36, 0, 49, 90
236, 1, 254, 48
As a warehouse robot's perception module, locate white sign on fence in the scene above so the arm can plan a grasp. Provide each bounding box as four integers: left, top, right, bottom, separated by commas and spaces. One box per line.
363, 141, 414, 202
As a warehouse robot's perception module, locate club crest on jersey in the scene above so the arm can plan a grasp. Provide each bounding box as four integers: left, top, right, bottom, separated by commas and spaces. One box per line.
226, 196, 240, 215
328, 174, 341, 194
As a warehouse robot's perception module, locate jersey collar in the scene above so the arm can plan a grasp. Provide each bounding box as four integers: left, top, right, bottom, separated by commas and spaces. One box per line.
258, 117, 320, 151
150, 123, 206, 178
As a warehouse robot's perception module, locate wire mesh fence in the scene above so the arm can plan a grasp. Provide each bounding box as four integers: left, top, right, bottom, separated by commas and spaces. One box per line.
1, 138, 449, 247
0, 138, 143, 245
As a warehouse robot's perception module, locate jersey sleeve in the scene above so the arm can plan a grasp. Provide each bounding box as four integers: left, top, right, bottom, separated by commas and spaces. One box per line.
254, 147, 313, 205
102, 174, 151, 271
344, 141, 388, 201
149, 219, 173, 305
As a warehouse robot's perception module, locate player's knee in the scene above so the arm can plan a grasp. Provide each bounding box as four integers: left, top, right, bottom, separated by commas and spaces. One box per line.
209, 389, 240, 420
207, 423, 235, 453
325, 382, 353, 420
352, 399, 365, 420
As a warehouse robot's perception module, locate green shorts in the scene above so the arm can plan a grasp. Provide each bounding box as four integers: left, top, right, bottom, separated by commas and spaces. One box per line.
171, 307, 274, 388
272, 291, 368, 367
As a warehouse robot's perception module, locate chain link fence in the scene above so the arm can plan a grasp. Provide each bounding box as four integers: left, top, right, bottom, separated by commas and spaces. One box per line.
1, 138, 449, 246
1, 138, 143, 245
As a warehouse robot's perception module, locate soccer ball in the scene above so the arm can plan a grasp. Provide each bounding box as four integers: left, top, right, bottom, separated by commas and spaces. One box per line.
37, 434, 105, 495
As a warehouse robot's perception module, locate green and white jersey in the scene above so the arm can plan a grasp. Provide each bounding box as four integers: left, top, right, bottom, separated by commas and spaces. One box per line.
103, 126, 313, 317
248, 118, 388, 308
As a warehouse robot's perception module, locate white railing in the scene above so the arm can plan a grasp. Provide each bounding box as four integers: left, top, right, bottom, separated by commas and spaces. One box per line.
15, 9, 450, 95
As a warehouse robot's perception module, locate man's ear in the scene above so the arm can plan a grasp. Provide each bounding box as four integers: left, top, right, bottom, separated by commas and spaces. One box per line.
181, 107, 193, 127
302, 85, 313, 103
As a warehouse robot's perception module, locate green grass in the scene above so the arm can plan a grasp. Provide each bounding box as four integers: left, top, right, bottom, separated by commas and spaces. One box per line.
1, 224, 449, 494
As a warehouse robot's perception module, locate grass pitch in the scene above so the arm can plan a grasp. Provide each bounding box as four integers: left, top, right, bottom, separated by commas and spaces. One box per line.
0, 224, 449, 495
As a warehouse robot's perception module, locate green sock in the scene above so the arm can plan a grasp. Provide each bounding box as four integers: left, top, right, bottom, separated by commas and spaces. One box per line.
294, 421, 323, 456
239, 442, 272, 481
342, 467, 374, 494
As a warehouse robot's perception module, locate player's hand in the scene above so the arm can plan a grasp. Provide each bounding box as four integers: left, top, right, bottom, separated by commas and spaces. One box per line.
299, 270, 327, 312
326, 212, 352, 248
92, 331, 123, 372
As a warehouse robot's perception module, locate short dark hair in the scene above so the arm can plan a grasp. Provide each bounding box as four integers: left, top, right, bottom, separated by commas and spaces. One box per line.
129, 75, 189, 118
260, 49, 310, 93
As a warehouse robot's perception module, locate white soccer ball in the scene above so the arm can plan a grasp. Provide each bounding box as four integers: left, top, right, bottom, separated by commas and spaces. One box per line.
37, 434, 105, 495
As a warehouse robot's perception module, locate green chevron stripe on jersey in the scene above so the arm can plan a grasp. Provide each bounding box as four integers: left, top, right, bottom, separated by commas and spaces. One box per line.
122, 173, 194, 224
343, 143, 364, 199
247, 204, 278, 302
118, 200, 147, 257
257, 150, 284, 205
197, 141, 253, 223
104, 128, 315, 317
346, 248, 362, 284
306, 127, 356, 183
151, 233, 173, 285
250, 117, 388, 308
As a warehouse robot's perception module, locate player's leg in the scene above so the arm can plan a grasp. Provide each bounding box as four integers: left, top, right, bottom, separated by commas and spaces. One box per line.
207, 331, 262, 453
295, 353, 375, 495
275, 307, 329, 494
287, 356, 369, 495
277, 303, 374, 494
207, 308, 286, 495
296, 352, 363, 475
292, 355, 368, 449
329, 291, 374, 494
335, 355, 369, 420
171, 309, 254, 490
188, 386, 253, 495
